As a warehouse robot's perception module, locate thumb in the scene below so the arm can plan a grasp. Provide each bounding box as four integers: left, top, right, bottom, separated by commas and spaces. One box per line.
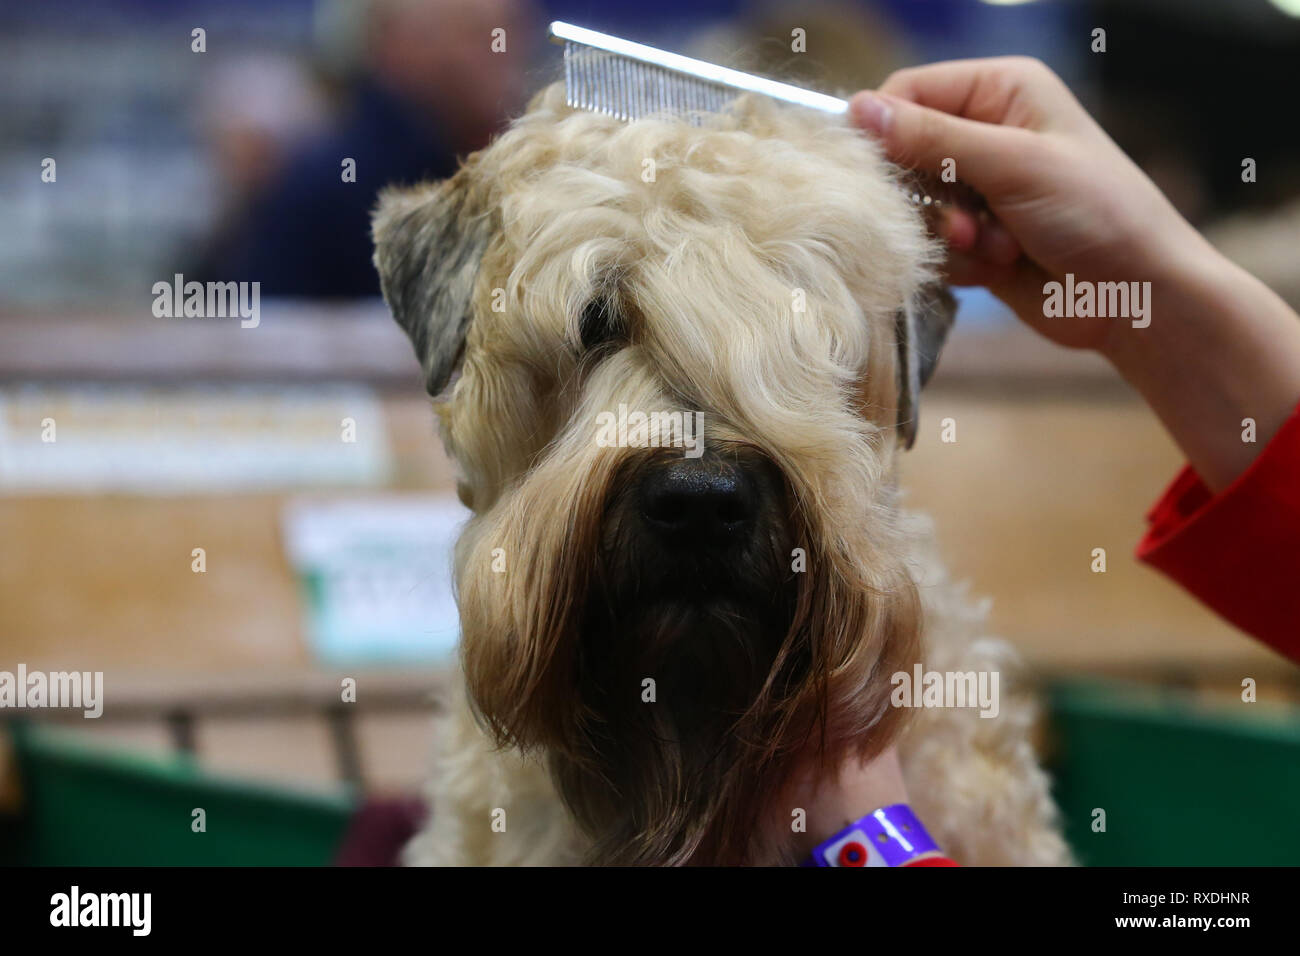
849, 91, 1018, 196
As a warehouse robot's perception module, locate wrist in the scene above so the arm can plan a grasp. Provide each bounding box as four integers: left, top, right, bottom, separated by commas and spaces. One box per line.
1097, 235, 1300, 490
1096, 227, 1230, 376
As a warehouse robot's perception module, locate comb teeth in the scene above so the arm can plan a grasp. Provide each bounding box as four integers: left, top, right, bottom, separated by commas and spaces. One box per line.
563, 43, 733, 122
550, 20, 847, 123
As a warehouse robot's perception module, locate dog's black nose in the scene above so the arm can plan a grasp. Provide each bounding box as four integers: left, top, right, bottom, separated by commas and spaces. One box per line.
638, 459, 758, 546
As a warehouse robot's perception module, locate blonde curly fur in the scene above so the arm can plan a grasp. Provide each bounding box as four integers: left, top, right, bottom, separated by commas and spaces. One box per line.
375, 84, 1072, 866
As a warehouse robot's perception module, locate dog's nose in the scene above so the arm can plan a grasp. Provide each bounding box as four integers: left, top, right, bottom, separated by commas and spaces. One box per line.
638, 459, 758, 546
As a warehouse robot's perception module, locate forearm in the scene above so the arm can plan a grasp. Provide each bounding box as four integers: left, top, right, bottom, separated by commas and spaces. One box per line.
1100, 238, 1300, 492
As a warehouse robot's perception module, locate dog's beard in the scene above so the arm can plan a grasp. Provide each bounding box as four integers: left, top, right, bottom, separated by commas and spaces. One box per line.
550, 456, 800, 865
459, 444, 922, 866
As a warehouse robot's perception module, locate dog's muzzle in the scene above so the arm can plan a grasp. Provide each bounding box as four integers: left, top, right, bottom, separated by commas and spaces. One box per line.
637, 456, 759, 549
607, 448, 791, 609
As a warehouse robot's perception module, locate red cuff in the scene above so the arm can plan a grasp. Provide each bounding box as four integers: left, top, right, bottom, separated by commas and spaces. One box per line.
1136, 401, 1300, 661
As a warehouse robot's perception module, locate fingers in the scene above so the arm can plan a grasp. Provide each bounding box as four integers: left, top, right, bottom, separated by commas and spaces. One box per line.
850, 90, 1028, 194
985, 259, 1059, 334
878, 56, 1078, 131
939, 208, 1023, 285
943, 252, 1055, 331
936, 205, 980, 253
974, 218, 1022, 266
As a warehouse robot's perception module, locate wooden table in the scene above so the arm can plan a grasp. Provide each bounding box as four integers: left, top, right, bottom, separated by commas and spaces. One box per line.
2, 309, 1293, 793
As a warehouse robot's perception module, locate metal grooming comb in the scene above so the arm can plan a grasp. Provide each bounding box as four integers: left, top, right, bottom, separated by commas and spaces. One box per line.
548, 21, 984, 217
550, 20, 847, 121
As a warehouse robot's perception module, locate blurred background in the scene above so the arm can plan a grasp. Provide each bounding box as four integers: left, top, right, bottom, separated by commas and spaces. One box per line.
2, 0, 1299, 866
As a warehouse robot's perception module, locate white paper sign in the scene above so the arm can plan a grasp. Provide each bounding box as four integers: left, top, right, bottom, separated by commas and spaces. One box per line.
0, 383, 393, 494
281, 496, 468, 664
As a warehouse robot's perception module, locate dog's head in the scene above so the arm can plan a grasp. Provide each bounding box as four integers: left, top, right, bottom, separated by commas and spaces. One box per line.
374, 85, 954, 864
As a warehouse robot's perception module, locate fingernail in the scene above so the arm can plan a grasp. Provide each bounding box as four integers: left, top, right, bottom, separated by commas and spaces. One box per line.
850, 92, 894, 137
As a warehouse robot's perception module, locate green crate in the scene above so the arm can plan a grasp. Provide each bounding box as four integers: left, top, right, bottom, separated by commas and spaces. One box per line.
4, 721, 356, 866
1047, 679, 1300, 866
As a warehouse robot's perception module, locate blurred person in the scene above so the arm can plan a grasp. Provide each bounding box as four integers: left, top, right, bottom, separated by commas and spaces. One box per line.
189, 54, 330, 281
198, 0, 535, 298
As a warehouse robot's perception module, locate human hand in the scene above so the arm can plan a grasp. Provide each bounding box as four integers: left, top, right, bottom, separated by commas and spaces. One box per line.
850, 56, 1300, 493
849, 57, 1211, 353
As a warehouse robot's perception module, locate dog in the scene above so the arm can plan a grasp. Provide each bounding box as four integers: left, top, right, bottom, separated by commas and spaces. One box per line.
373, 84, 1072, 866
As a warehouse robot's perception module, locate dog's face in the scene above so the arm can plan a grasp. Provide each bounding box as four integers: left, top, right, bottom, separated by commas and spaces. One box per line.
374, 85, 954, 864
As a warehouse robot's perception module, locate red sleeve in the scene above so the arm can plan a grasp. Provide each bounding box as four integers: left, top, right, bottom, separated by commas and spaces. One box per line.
1136, 400, 1300, 662
903, 856, 959, 866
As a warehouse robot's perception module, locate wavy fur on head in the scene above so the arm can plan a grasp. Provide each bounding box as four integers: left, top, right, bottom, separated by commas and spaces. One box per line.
377, 84, 1071, 866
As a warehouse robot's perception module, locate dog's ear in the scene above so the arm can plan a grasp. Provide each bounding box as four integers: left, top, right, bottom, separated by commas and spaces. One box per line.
372, 170, 492, 396
894, 283, 956, 450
